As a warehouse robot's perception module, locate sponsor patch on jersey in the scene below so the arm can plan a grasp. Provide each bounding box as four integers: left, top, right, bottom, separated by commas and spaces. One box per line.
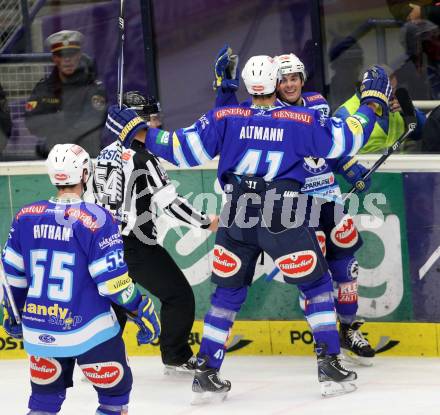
271, 110, 313, 124
301, 173, 335, 192
330, 216, 358, 248
91, 94, 106, 111
305, 93, 324, 102
80, 362, 124, 388
302, 157, 328, 174
213, 245, 241, 277
345, 116, 363, 135
337, 281, 358, 304
275, 250, 317, 278
315, 230, 326, 256
99, 232, 122, 250
214, 107, 252, 120
156, 130, 170, 145
106, 273, 132, 294
25, 100, 38, 111
30, 356, 62, 385
16, 204, 48, 220
122, 151, 132, 161
65, 207, 99, 232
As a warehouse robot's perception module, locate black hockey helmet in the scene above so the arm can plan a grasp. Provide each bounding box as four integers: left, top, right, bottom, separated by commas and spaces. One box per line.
123, 91, 161, 119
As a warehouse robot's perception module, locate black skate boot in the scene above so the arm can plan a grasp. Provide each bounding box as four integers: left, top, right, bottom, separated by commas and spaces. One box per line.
191, 355, 231, 405
316, 343, 357, 397
164, 355, 197, 376
340, 320, 375, 366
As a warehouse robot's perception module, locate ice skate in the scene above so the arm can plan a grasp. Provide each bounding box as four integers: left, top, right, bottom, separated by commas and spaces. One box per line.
164, 355, 197, 376
191, 356, 231, 405
316, 343, 357, 397
340, 320, 375, 367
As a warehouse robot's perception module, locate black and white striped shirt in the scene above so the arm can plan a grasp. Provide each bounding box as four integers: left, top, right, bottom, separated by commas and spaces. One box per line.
93, 140, 210, 241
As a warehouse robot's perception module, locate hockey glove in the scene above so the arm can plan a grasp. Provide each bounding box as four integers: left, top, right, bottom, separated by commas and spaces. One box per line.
359, 65, 392, 116
127, 297, 161, 345
214, 44, 239, 91
2, 297, 23, 339
106, 105, 148, 148
337, 157, 371, 193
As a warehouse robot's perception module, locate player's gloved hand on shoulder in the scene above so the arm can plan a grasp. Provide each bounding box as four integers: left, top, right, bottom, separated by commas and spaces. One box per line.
127, 296, 161, 345
2, 298, 23, 339
359, 65, 392, 116
214, 44, 239, 92
338, 157, 371, 193
106, 104, 148, 149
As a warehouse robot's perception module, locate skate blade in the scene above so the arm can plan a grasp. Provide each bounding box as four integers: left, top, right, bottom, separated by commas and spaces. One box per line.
320, 380, 357, 397
191, 390, 229, 405
341, 349, 374, 367
163, 366, 195, 376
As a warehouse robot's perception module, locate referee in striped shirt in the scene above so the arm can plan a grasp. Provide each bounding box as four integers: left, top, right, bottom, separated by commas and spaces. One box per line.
93, 91, 218, 375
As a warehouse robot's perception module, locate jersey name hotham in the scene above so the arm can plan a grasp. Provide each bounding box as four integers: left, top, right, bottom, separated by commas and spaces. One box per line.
33, 224, 72, 241
239, 126, 284, 142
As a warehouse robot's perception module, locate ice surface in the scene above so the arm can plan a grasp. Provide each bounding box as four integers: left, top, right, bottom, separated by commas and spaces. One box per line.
1, 355, 439, 414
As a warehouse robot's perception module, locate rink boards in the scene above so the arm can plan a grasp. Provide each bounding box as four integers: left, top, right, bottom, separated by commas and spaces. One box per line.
0, 320, 439, 359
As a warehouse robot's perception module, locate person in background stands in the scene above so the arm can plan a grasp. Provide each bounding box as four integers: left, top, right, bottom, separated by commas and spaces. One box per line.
25, 30, 107, 158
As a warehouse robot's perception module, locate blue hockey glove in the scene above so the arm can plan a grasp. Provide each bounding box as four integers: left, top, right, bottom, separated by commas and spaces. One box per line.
214, 44, 239, 91
127, 297, 161, 345
359, 65, 392, 116
105, 105, 148, 148
2, 297, 23, 339
338, 157, 371, 193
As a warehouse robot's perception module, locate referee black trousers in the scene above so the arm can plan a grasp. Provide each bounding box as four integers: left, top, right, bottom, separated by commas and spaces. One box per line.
115, 236, 195, 365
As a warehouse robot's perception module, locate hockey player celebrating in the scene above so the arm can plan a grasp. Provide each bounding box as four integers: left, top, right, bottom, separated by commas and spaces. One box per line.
104, 57, 391, 400
94, 91, 218, 376
1, 144, 160, 415
214, 47, 376, 365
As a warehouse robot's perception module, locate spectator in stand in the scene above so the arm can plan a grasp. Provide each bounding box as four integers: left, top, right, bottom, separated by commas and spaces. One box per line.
0, 83, 12, 154
327, 37, 365, 112
25, 30, 107, 158
334, 65, 426, 153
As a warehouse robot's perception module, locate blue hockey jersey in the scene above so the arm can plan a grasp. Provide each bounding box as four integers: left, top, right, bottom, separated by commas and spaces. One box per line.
144, 103, 375, 189
2, 197, 141, 357
215, 89, 347, 200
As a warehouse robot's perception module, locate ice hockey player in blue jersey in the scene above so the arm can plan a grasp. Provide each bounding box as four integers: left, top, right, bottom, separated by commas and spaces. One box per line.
105, 56, 391, 400
1, 143, 160, 415
214, 47, 376, 365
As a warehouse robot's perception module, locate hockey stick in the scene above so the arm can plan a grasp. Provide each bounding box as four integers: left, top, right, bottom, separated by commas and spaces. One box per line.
343, 88, 417, 200
0, 259, 21, 324
113, 0, 126, 212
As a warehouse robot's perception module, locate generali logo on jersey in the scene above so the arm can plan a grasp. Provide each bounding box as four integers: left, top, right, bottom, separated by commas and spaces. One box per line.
272, 110, 313, 124
215, 107, 252, 120
331, 216, 358, 248
275, 250, 317, 278
16, 204, 48, 220
213, 245, 241, 277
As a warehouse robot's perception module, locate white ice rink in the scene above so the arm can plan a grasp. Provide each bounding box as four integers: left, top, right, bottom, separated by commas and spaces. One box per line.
1, 356, 439, 414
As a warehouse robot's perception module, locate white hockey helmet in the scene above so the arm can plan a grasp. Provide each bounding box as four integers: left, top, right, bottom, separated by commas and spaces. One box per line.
275, 53, 307, 81
241, 55, 280, 95
46, 144, 92, 186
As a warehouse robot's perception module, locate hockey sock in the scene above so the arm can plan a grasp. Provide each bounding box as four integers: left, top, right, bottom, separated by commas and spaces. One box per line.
28, 392, 65, 414
199, 286, 248, 369
328, 257, 359, 324
299, 272, 339, 355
